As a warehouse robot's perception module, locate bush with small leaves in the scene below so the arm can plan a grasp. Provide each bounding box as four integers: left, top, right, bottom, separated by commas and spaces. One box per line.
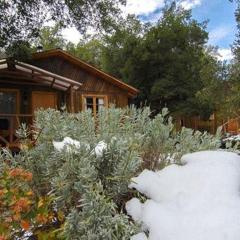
0, 106, 223, 239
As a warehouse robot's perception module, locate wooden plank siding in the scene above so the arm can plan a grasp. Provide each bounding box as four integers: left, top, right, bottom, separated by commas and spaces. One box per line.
32, 56, 131, 112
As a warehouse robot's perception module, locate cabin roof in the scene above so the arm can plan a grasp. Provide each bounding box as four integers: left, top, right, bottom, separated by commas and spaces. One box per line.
32, 49, 139, 96
0, 58, 82, 91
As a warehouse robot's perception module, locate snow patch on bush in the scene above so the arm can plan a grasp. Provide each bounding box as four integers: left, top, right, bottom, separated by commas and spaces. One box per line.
127, 151, 240, 240
223, 134, 240, 142
53, 137, 81, 152
53, 137, 107, 156
94, 141, 107, 157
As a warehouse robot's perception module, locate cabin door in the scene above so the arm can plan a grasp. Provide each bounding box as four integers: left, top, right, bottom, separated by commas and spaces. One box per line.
32, 91, 58, 113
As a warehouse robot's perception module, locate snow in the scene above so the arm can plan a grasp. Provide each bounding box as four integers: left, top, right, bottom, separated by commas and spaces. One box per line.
53, 137, 106, 156
223, 134, 240, 142
131, 233, 148, 240
53, 137, 81, 152
127, 151, 240, 240
94, 141, 107, 157
126, 198, 143, 223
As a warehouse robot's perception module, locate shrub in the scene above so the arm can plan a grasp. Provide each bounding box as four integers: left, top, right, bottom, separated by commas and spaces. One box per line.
0, 162, 56, 239
1, 107, 222, 239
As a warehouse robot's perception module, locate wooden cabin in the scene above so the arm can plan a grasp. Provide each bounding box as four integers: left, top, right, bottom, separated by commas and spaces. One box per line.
0, 49, 139, 148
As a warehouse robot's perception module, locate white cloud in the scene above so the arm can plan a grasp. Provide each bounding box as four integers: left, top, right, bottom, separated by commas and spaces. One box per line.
179, 0, 202, 10
125, 0, 164, 16
62, 0, 204, 43
217, 48, 234, 61
62, 27, 82, 44
124, 0, 202, 17
63, 1, 165, 43
209, 26, 231, 45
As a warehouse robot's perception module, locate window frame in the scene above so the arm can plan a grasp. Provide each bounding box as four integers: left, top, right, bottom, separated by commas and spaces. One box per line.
82, 94, 108, 118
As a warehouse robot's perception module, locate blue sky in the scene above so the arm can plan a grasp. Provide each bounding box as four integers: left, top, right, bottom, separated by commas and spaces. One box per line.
192, 0, 236, 48
64, 0, 237, 60
135, 0, 238, 60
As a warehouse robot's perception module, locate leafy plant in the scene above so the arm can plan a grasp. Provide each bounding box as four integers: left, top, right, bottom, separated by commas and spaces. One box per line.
0, 106, 223, 239
0, 164, 57, 239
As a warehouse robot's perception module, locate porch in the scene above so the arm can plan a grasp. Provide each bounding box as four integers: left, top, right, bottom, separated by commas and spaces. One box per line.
0, 58, 82, 150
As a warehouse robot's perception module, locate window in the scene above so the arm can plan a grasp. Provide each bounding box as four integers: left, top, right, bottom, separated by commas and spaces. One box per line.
0, 89, 19, 131
0, 90, 19, 114
82, 95, 108, 117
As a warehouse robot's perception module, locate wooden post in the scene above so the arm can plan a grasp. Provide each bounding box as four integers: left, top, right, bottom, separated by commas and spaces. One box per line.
213, 112, 217, 134
237, 119, 239, 134
9, 117, 13, 144
69, 86, 74, 113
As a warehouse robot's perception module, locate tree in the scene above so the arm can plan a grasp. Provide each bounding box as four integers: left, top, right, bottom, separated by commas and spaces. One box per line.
219, 0, 240, 117
231, 0, 240, 60
0, 0, 126, 48
101, 15, 146, 78
66, 37, 104, 66
5, 40, 33, 61
101, 4, 209, 115
36, 24, 67, 50
195, 47, 229, 119
100, 15, 149, 106
145, 6, 208, 115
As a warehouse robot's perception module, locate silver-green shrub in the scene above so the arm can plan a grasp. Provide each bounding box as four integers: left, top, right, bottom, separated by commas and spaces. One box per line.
1, 106, 222, 239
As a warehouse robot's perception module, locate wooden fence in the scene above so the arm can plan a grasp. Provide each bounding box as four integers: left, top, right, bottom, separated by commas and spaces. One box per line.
176, 115, 240, 135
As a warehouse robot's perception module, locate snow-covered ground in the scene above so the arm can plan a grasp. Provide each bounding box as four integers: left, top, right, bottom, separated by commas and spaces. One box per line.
127, 151, 240, 240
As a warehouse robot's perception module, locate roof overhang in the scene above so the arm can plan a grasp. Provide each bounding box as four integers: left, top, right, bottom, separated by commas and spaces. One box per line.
33, 49, 139, 97
0, 59, 82, 91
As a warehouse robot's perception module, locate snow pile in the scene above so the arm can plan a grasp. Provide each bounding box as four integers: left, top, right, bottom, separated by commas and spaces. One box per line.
53, 137, 107, 156
126, 151, 240, 240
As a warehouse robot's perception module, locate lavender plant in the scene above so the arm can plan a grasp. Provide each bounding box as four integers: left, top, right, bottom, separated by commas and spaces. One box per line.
1, 106, 222, 239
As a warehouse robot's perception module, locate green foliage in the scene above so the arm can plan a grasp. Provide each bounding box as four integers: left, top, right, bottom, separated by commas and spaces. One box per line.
138, 108, 222, 169
64, 183, 137, 240
231, 0, 240, 61
0, 107, 223, 239
100, 5, 210, 115
101, 15, 145, 79
0, 0, 42, 48
19, 108, 143, 239
219, 62, 240, 118
67, 38, 104, 66
36, 24, 67, 51
222, 1, 240, 117
5, 40, 32, 62
147, 7, 208, 114
195, 48, 229, 119
221, 0, 240, 118
0, 0, 126, 48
